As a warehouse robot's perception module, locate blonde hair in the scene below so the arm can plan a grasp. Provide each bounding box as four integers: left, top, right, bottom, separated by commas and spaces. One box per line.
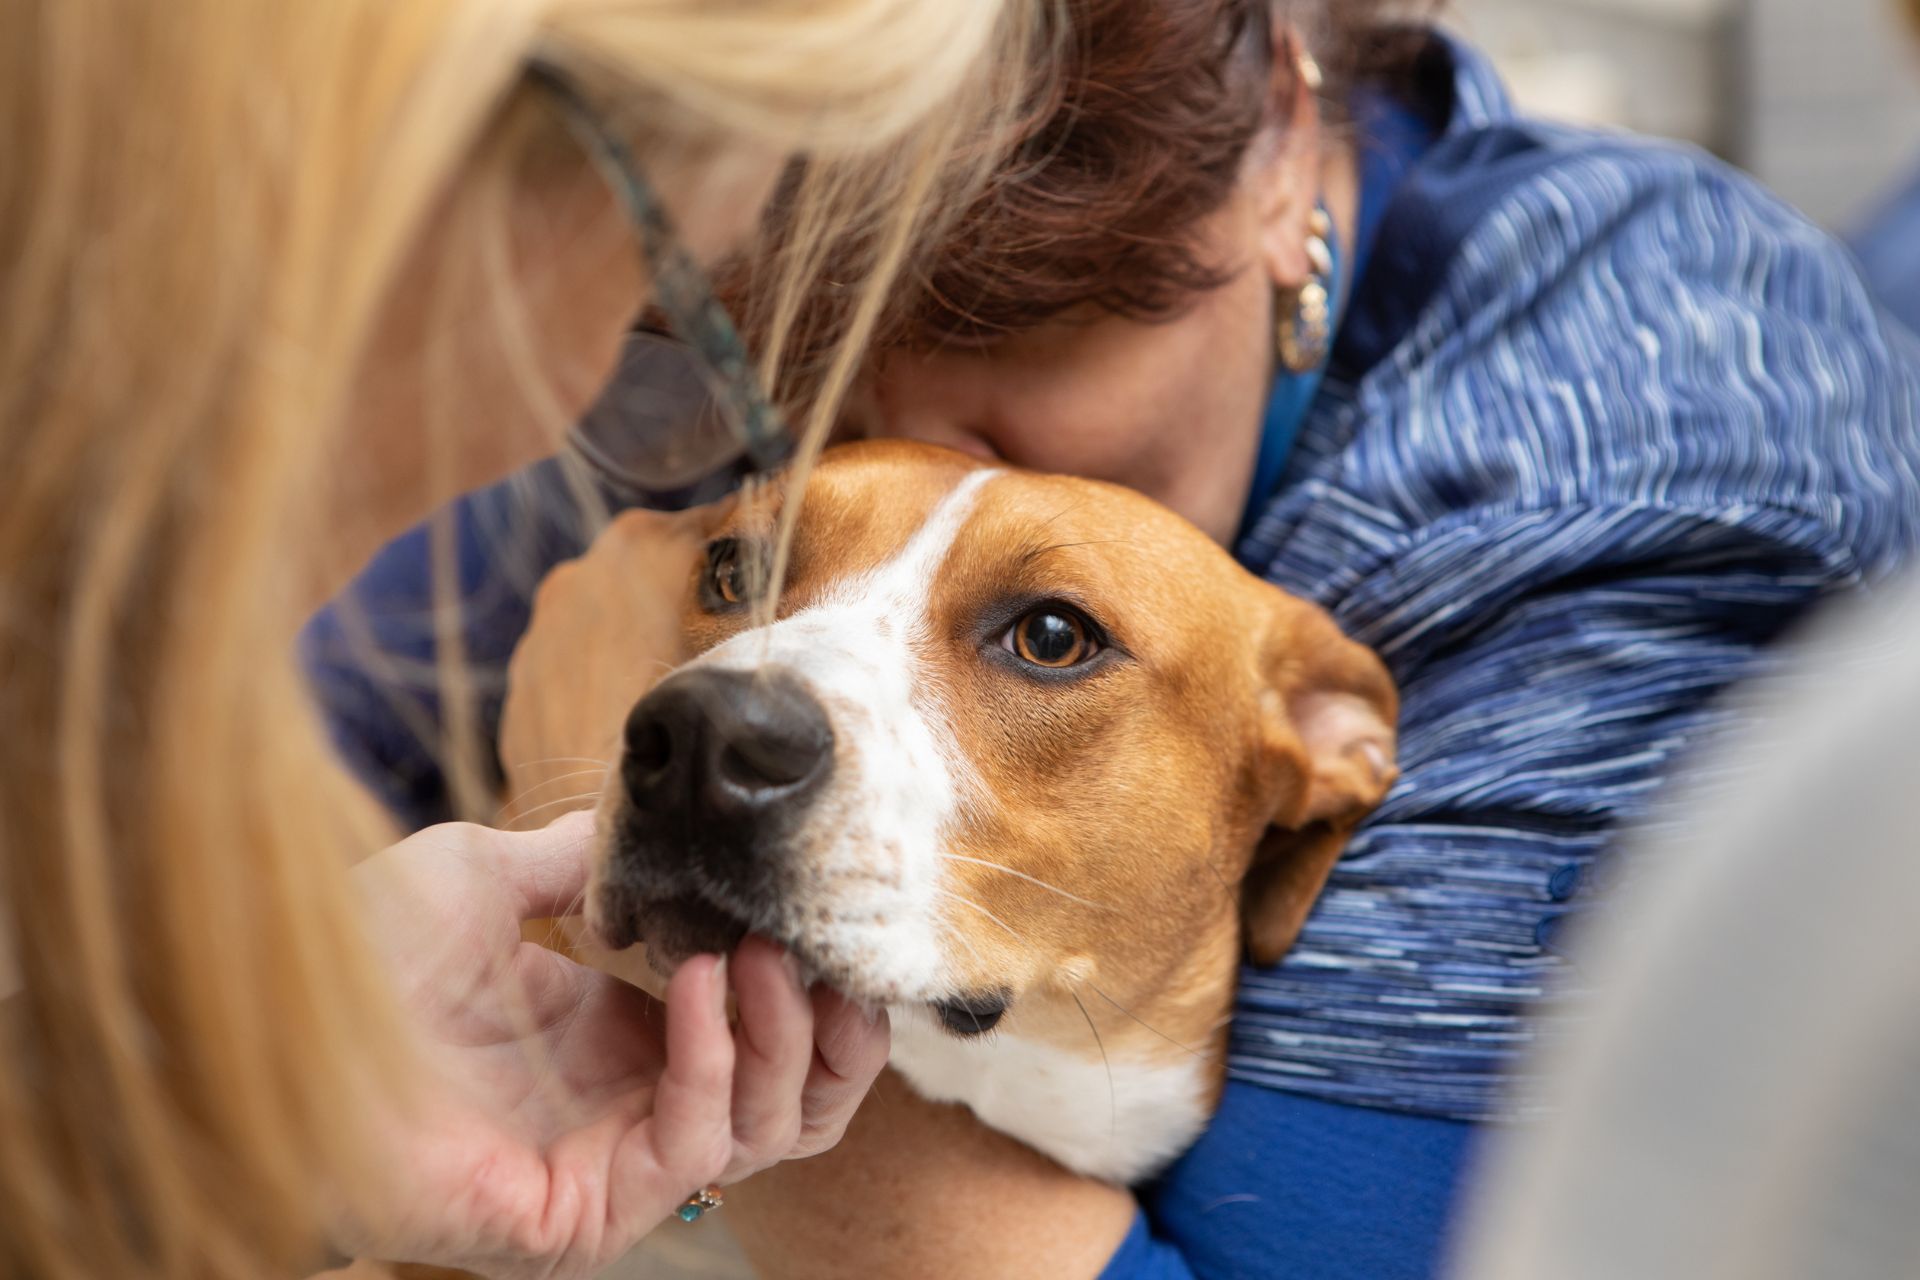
0, 2, 1030, 1276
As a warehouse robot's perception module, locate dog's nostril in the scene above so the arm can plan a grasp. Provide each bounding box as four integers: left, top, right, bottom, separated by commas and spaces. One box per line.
621, 667, 832, 814
717, 732, 827, 792
627, 717, 673, 777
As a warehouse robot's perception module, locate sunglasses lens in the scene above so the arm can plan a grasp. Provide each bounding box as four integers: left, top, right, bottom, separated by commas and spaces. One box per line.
569, 332, 759, 497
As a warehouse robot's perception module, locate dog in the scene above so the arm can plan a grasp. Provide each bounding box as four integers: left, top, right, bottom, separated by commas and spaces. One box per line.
520, 439, 1397, 1185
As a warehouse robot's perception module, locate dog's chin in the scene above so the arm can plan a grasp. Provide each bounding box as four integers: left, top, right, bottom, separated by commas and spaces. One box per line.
620, 893, 859, 995
592, 857, 998, 1019
629, 894, 752, 976
627, 900, 1014, 1038
599, 888, 832, 989
597, 887, 923, 1011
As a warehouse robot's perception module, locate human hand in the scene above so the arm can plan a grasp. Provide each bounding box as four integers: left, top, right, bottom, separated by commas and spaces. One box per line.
345, 812, 890, 1279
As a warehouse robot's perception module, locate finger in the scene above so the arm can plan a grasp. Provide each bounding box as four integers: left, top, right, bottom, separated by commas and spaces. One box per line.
723, 936, 814, 1174
623, 953, 734, 1204
794, 988, 891, 1155
491, 809, 601, 920
813, 986, 892, 1083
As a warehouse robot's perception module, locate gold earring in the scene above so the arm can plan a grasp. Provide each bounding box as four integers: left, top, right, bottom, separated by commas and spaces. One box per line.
1297, 47, 1324, 94
1277, 207, 1333, 373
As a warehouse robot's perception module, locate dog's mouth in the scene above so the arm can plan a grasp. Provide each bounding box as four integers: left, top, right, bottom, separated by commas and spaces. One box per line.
599, 879, 849, 990
598, 880, 1014, 1037
626, 893, 752, 972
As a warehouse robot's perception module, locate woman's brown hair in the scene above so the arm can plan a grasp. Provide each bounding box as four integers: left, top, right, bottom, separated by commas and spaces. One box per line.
898, 0, 1435, 346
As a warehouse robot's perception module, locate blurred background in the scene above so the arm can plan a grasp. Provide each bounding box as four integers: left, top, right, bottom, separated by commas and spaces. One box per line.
1452, 0, 1920, 229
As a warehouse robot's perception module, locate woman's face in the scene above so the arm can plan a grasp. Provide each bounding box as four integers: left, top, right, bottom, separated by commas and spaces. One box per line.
324, 141, 779, 596
863, 193, 1277, 547
862, 48, 1338, 548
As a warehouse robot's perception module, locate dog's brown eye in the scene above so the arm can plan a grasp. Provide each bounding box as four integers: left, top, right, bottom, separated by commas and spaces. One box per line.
1006, 609, 1095, 668
706, 538, 750, 607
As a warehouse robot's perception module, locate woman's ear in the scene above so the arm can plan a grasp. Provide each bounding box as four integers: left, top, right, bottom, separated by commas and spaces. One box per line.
1251, 26, 1327, 295
1242, 591, 1399, 965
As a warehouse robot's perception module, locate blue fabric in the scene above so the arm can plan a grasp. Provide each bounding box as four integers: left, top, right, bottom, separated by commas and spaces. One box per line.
301, 458, 604, 825
303, 27, 1920, 1280
1228, 31, 1920, 1123
1104, 1089, 1475, 1280
1851, 161, 1920, 336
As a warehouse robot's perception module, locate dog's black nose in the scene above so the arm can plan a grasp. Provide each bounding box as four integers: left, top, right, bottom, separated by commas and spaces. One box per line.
622, 667, 833, 819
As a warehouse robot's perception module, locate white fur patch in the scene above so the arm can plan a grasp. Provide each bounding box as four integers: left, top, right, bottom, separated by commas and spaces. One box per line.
684, 470, 994, 1004
890, 1006, 1214, 1184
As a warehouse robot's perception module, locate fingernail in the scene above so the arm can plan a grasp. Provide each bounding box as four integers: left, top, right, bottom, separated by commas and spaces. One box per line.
780, 948, 805, 990
711, 955, 730, 1017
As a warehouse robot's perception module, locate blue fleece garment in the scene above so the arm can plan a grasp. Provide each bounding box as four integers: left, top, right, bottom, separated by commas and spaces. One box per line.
1106, 1094, 1476, 1279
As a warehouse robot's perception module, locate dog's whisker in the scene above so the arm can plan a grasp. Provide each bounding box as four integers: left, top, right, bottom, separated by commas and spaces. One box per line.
503, 755, 614, 771
494, 767, 613, 822
550, 882, 591, 924
502, 791, 602, 826
940, 918, 991, 983
1068, 987, 1118, 1146
1042, 537, 1135, 554
1018, 535, 1136, 568
944, 890, 1214, 1068
1035, 498, 1089, 537
1200, 855, 1235, 902
935, 889, 1034, 954
1085, 980, 1216, 1063
937, 853, 1110, 910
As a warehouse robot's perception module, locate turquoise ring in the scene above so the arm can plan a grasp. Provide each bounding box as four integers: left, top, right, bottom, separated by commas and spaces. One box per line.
677, 1184, 724, 1223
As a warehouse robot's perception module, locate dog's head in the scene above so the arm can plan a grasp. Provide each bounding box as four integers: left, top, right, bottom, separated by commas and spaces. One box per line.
589, 440, 1395, 1049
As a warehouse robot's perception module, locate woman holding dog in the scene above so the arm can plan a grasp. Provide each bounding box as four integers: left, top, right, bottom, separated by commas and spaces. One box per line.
0, 2, 1038, 1277
313, 1, 1920, 1277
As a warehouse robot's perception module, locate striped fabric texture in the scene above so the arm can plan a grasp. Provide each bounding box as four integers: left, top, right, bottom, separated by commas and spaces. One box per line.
1229, 35, 1920, 1119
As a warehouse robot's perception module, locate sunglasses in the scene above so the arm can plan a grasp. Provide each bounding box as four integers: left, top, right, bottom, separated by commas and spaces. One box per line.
526, 58, 793, 510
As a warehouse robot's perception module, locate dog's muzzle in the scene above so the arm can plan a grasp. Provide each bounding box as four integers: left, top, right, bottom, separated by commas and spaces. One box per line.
600, 666, 834, 956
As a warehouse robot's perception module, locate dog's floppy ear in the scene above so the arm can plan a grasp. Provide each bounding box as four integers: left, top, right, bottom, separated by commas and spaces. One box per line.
1242, 591, 1399, 966
498, 504, 719, 824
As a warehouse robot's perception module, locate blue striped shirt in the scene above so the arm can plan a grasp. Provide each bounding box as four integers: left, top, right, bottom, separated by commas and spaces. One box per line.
1224, 32, 1920, 1122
